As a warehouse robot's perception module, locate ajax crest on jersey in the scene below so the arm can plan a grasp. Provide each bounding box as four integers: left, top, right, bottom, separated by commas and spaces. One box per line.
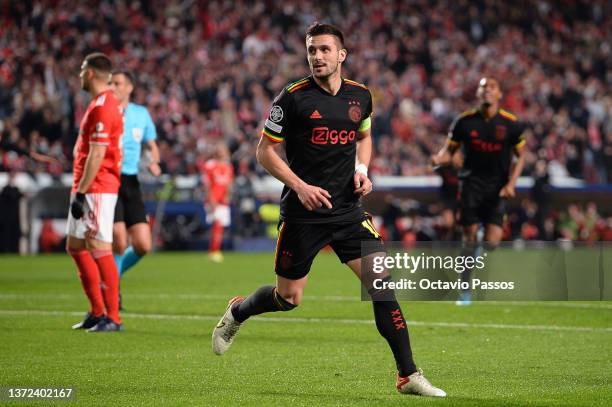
348, 105, 362, 123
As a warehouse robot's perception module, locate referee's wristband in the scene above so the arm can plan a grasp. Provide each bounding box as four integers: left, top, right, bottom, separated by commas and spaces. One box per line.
355, 164, 368, 177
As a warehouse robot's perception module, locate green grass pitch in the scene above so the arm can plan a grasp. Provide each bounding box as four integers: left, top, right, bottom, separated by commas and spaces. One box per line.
0, 252, 610, 406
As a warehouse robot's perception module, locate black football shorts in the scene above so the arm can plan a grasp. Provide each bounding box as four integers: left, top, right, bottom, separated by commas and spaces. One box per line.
274, 215, 385, 280
114, 174, 148, 227
458, 178, 506, 227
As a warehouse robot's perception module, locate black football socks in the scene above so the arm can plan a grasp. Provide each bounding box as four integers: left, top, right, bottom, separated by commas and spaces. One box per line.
233, 282, 417, 377
231, 285, 296, 323
370, 282, 417, 377
459, 242, 478, 288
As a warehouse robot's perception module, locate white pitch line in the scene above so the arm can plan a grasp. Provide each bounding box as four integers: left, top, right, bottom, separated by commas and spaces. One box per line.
0, 293, 359, 302
473, 301, 612, 310
0, 293, 611, 309
0, 309, 610, 333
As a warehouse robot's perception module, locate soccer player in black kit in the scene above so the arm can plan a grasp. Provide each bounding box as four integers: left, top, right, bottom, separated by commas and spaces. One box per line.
212, 23, 446, 397
432, 77, 527, 304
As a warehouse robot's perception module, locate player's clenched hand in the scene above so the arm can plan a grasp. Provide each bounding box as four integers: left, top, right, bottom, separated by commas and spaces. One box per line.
70, 192, 86, 219
295, 183, 332, 211
354, 172, 373, 196
148, 162, 162, 177
499, 183, 515, 198
430, 154, 442, 168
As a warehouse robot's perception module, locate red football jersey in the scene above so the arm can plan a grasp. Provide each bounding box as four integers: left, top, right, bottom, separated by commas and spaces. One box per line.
72, 90, 124, 193
202, 159, 234, 204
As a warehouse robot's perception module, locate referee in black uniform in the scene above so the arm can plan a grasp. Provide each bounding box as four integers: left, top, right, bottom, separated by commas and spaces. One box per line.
212, 23, 445, 397
432, 77, 527, 304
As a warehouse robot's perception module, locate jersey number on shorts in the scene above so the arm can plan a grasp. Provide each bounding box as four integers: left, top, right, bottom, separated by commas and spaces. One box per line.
361, 219, 381, 239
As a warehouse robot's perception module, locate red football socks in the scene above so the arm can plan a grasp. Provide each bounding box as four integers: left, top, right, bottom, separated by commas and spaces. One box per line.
210, 221, 223, 252
68, 248, 105, 317
92, 250, 121, 324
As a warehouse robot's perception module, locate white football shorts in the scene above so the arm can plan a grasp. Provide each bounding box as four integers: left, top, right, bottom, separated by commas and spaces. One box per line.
66, 193, 118, 243
206, 204, 231, 227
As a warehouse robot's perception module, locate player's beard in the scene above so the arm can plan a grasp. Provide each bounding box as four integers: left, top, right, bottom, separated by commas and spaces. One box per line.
81, 78, 90, 92
312, 59, 339, 80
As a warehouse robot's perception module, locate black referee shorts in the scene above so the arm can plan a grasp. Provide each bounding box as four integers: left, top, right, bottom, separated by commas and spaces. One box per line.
458, 178, 506, 227
274, 214, 385, 280
114, 174, 148, 228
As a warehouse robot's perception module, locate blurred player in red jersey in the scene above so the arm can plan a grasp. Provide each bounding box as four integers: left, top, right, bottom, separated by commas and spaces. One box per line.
67, 53, 125, 332
201, 143, 234, 263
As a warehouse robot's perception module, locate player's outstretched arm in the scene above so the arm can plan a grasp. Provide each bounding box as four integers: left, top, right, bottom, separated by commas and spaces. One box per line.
29, 150, 61, 165
77, 144, 108, 193
256, 135, 331, 211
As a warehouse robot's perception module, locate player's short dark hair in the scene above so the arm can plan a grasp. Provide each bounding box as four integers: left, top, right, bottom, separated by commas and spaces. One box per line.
305, 22, 345, 48
112, 69, 135, 85
83, 52, 113, 74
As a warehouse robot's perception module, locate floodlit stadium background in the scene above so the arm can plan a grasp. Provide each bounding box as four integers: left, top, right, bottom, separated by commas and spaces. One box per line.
0, 0, 610, 252
1, 3, 611, 406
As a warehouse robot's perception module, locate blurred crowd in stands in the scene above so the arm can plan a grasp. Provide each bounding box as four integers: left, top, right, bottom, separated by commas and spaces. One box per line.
1, 0, 610, 245
378, 196, 612, 243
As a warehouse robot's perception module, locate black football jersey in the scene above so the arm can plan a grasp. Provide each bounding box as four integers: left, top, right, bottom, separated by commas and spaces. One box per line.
263, 76, 373, 223
448, 108, 526, 182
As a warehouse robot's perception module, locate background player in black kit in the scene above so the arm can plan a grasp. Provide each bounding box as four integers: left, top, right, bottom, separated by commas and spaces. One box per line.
212, 23, 446, 397
432, 77, 527, 304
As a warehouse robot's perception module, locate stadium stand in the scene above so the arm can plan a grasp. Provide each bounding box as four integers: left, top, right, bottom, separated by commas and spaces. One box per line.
0, 0, 610, 250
